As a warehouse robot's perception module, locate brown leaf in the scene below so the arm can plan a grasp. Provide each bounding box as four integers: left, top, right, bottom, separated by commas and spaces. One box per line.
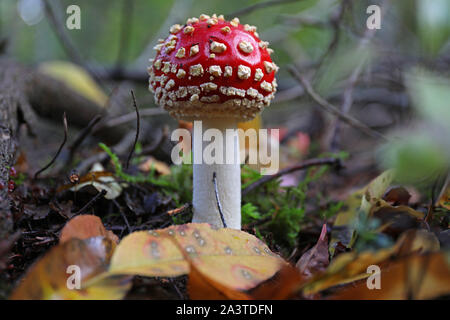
302, 229, 440, 295
249, 263, 305, 300
60, 215, 118, 244
330, 252, 450, 300
296, 224, 329, 278
383, 186, 411, 206
10, 237, 129, 300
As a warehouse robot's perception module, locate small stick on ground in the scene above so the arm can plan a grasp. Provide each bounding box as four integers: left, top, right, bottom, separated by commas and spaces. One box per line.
212, 172, 227, 228
126, 90, 140, 170
243, 157, 341, 196
112, 199, 132, 234
166, 203, 191, 216
73, 189, 107, 215
102, 108, 165, 128
68, 114, 102, 162
34, 112, 68, 179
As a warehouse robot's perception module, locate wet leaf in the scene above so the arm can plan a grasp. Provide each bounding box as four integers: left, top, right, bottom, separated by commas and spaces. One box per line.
108, 223, 283, 291
10, 237, 130, 300
60, 215, 119, 245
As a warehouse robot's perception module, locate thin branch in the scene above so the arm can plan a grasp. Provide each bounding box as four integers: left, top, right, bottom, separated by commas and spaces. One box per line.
242, 157, 341, 196
126, 90, 140, 169
288, 65, 389, 141
102, 107, 165, 128
73, 189, 107, 215
327, 0, 389, 150
34, 112, 68, 179
68, 114, 102, 162
112, 199, 132, 234
212, 172, 227, 228
227, 0, 303, 18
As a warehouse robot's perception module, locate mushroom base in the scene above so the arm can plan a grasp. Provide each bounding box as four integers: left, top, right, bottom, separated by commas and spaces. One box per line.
192, 119, 241, 229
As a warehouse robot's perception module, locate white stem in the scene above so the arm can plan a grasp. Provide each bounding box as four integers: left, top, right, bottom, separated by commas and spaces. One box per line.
192, 119, 241, 229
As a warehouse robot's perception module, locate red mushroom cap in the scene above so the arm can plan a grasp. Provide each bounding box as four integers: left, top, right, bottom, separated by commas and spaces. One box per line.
148, 14, 278, 121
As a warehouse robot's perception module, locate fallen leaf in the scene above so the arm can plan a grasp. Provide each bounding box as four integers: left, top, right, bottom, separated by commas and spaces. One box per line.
59, 163, 122, 199
383, 186, 411, 206
330, 252, 450, 299
296, 224, 329, 278
108, 223, 283, 291
60, 215, 119, 245
248, 263, 305, 300
39, 61, 108, 107
139, 156, 171, 175
330, 170, 395, 255
10, 237, 130, 300
303, 228, 439, 295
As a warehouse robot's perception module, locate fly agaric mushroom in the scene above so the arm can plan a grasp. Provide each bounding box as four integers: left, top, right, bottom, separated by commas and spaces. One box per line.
148, 14, 278, 229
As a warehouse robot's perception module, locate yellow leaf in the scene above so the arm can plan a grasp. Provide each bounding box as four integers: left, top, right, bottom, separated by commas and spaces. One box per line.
108, 223, 283, 291
39, 61, 108, 107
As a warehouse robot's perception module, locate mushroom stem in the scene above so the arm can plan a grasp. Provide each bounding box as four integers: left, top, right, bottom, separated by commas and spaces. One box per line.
192, 118, 241, 229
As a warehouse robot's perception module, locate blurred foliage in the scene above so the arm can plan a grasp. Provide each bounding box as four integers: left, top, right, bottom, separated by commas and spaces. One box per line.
378, 70, 450, 184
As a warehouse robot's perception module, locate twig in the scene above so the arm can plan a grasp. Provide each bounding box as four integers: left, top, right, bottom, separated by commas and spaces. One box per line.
327, 0, 388, 150
227, 0, 303, 18
102, 108, 165, 128
34, 112, 68, 179
212, 172, 227, 228
288, 65, 389, 141
140, 125, 169, 155
126, 90, 140, 169
166, 203, 191, 216
242, 157, 340, 196
75, 131, 136, 174
73, 189, 107, 215
68, 114, 102, 162
314, 0, 348, 72
112, 199, 132, 234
